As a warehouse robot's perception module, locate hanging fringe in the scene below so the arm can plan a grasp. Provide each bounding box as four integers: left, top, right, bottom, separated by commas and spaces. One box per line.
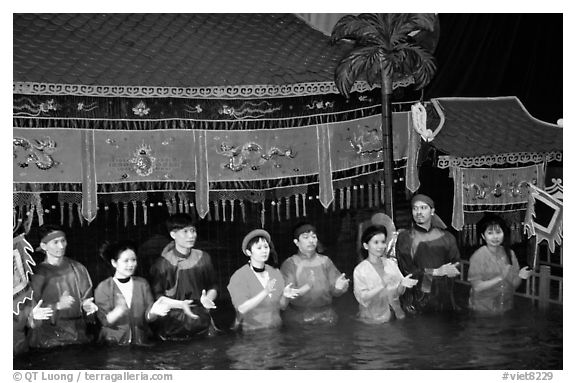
302, 193, 307, 217
295, 194, 300, 218
380, 181, 385, 205
77, 204, 84, 227
143, 202, 148, 225
346, 187, 351, 209
230, 200, 235, 222
368, 184, 373, 208
221, 200, 226, 222
214, 200, 220, 221
285, 196, 290, 220
240, 201, 246, 223
123, 202, 128, 227
68, 203, 74, 228
132, 201, 138, 226
260, 201, 265, 228
60, 203, 65, 226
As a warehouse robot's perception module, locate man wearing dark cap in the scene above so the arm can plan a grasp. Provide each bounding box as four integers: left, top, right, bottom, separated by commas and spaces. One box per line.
395, 194, 461, 313
149, 213, 218, 340
280, 222, 349, 324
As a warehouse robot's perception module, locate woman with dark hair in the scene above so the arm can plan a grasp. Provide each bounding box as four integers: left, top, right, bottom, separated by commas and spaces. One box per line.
28, 225, 98, 348
94, 241, 170, 345
353, 225, 417, 323
227, 229, 298, 331
467, 214, 532, 314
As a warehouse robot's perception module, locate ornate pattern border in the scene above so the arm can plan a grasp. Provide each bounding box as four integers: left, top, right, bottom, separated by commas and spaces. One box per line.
437, 151, 563, 168
13, 78, 415, 99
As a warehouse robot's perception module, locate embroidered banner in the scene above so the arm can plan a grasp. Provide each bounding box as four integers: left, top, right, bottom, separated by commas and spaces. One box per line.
13, 234, 35, 315
451, 164, 545, 230
523, 184, 563, 252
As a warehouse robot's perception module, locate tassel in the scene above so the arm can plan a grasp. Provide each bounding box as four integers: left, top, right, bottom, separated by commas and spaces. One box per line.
285, 196, 290, 220
302, 193, 307, 217
60, 203, 65, 226
123, 202, 128, 227
230, 200, 235, 222
77, 204, 84, 227
261, 201, 265, 228
104, 204, 110, 226
359, 185, 365, 208
132, 201, 137, 226
221, 200, 227, 222
339, 188, 344, 210
352, 185, 358, 209
171, 197, 178, 214
24, 205, 34, 234
165, 199, 172, 215
240, 201, 246, 223
331, 194, 336, 211
179, 198, 184, 214
346, 187, 351, 209
190, 202, 196, 221
207, 202, 212, 221
68, 203, 74, 227
184, 198, 190, 214
214, 200, 220, 221
143, 202, 148, 225
368, 184, 373, 208
374, 182, 380, 207
295, 194, 300, 218
380, 181, 385, 205
273, 201, 278, 222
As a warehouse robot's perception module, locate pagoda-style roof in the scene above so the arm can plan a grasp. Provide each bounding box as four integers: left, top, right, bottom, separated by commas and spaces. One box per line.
14, 13, 393, 98
428, 97, 563, 168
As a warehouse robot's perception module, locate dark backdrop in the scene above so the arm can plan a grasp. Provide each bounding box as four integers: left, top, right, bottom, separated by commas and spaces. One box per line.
426, 13, 563, 123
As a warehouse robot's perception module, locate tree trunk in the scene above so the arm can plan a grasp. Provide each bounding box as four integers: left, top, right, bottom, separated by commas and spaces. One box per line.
380, 68, 395, 218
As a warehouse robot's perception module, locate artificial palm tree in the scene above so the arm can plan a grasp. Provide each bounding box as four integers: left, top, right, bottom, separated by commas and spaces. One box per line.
331, 13, 439, 217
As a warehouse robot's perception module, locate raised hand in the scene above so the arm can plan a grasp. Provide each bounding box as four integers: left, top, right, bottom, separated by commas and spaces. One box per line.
82, 297, 99, 315
518, 266, 532, 280
56, 290, 75, 310
401, 273, 418, 288
335, 273, 350, 291
200, 289, 217, 309
264, 278, 277, 295
31, 299, 53, 320
180, 300, 200, 319
282, 283, 299, 299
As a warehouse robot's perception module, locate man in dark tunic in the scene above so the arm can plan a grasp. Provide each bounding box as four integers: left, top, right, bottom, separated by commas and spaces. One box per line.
149, 213, 218, 340
396, 194, 461, 313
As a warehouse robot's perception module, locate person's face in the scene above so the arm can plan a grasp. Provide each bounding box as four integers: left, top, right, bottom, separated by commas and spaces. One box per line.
363, 232, 387, 258
294, 231, 318, 254
412, 201, 434, 226
482, 224, 504, 247
246, 238, 270, 264
40, 235, 67, 259
112, 249, 138, 279
171, 226, 197, 250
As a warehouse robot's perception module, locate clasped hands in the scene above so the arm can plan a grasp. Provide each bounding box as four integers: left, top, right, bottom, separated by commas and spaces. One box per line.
434, 262, 461, 278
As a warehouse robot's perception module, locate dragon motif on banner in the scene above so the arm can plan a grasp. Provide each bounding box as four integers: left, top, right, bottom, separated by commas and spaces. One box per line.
349, 125, 382, 156
217, 142, 295, 172
13, 136, 59, 170
218, 101, 282, 119
13, 97, 59, 116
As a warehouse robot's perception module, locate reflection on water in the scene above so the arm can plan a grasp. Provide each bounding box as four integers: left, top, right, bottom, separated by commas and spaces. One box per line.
14, 292, 562, 370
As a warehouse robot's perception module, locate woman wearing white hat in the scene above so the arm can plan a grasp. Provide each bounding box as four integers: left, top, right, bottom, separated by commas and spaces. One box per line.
227, 229, 299, 331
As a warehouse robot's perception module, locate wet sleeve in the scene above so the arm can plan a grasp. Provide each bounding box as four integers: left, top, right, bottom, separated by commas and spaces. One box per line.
280, 258, 297, 287
395, 232, 424, 280
72, 262, 94, 301
94, 280, 114, 327
353, 265, 370, 307
445, 233, 461, 263
227, 270, 251, 309
324, 257, 345, 296
149, 259, 169, 299
201, 252, 218, 292
142, 280, 155, 321
467, 250, 483, 283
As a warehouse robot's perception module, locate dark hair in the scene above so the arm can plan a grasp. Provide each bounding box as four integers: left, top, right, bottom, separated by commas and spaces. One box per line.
292, 221, 325, 254
359, 225, 388, 260
477, 214, 512, 264
245, 235, 278, 265
166, 213, 195, 233
37, 224, 65, 243
99, 240, 138, 264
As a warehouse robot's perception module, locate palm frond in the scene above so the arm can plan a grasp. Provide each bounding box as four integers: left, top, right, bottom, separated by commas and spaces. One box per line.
389, 13, 437, 45
331, 14, 387, 47
334, 46, 382, 97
